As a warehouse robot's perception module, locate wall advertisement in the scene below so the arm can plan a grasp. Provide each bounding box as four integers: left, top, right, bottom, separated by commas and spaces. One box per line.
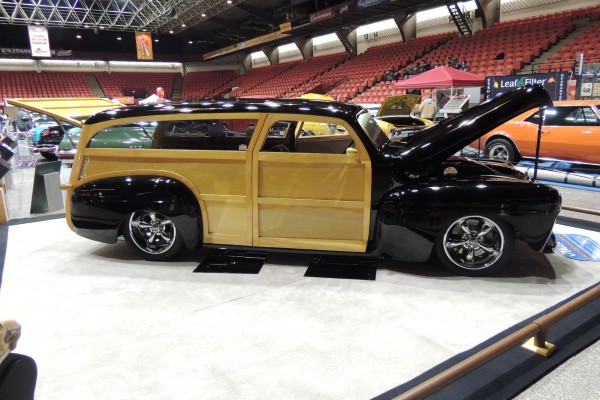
485, 72, 569, 101
27, 26, 51, 58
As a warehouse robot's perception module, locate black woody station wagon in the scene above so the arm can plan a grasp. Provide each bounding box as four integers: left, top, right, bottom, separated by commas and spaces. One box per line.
61, 85, 561, 276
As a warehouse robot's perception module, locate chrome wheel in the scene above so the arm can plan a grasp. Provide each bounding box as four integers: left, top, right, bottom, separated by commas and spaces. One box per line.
485, 138, 516, 162
442, 216, 505, 272
487, 143, 510, 161
127, 210, 178, 256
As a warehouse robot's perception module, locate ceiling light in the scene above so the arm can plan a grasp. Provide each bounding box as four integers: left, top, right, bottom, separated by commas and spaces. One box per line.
154, 39, 159, 42
117, 37, 122, 41
100, 26, 105, 29
188, 41, 193, 44
76, 34, 82, 39
169, 30, 174, 34
181, 24, 186, 27
227, 0, 232, 4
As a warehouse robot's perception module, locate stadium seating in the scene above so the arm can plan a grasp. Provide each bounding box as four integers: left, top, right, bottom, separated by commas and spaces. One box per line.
94, 72, 177, 99
543, 19, 600, 72
0, 71, 93, 103
181, 70, 238, 99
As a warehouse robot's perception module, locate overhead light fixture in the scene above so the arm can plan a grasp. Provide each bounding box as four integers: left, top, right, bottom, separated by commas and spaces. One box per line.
100, 26, 105, 29
169, 30, 174, 34
117, 37, 122, 41
154, 39, 159, 42
188, 41, 193, 44
201, 13, 206, 17
142, 29, 147, 32
181, 24, 186, 27
76, 34, 82, 39
227, 0, 232, 4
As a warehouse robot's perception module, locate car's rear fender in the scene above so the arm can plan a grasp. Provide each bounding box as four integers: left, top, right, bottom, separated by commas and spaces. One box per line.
69, 175, 201, 249
372, 178, 561, 260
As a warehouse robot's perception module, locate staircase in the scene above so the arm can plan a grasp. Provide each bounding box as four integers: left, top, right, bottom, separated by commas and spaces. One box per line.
171, 75, 183, 99
447, 2, 472, 36
519, 18, 591, 74
86, 75, 105, 97
336, 26, 357, 57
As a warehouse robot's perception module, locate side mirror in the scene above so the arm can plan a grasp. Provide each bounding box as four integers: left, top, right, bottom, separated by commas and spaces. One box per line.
345, 147, 360, 163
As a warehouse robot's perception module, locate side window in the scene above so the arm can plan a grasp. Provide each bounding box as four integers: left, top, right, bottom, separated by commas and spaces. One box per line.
154, 118, 258, 151
88, 122, 157, 149
563, 108, 587, 124
525, 107, 577, 126
260, 119, 354, 155
582, 107, 600, 125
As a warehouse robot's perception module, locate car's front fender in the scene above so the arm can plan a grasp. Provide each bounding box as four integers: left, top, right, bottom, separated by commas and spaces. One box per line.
372, 178, 561, 260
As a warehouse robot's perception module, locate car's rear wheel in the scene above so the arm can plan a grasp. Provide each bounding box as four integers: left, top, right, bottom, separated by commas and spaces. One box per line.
124, 210, 184, 261
435, 215, 514, 276
485, 138, 517, 162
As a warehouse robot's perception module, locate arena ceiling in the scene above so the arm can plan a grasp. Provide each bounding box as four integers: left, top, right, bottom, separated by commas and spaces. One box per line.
0, 0, 449, 54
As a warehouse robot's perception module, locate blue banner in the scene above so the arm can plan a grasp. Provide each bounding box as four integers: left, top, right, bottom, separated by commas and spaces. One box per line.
556, 234, 600, 261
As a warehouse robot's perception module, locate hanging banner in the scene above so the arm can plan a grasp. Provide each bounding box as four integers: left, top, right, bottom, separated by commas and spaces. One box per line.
28, 26, 51, 58
484, 72, 569, 101
135, 32, 153, 60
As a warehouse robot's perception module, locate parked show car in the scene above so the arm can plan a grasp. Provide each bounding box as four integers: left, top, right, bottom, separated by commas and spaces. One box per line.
60, 86, 561, 276
376, 94, 434, 139
473, 100, 600, 165
7, 97, 124, 163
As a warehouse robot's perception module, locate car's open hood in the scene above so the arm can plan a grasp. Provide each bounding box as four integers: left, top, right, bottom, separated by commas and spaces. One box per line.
6, 97, 122, 128
382, 85, 553, 174
377, 94, 421, 117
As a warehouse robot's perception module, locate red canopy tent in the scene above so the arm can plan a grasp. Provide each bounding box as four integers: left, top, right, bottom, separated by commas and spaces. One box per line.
393, 66, 485, 89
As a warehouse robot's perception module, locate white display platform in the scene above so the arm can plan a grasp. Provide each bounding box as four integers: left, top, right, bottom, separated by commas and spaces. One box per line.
0, 219, 598, 400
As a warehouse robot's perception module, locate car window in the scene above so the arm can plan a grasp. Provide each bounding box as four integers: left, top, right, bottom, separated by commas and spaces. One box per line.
90, 118, 258, 151
260, 119, 354, 154
582, 107, 600, 125
89, 122, 157, 149
358, 111, 388, 150
525, 106, 595, 126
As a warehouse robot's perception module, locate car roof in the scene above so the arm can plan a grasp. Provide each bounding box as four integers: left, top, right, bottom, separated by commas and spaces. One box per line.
84, 98, 366, 125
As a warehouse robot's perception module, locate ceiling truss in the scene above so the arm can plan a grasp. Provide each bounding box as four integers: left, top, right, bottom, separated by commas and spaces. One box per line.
0, 0, 242, 34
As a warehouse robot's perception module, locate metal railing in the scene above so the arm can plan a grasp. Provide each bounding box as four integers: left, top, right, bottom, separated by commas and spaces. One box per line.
394, 283, 600, 400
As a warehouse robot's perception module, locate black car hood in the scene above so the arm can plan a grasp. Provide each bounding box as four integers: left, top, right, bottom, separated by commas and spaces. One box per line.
381, 85, 553, 173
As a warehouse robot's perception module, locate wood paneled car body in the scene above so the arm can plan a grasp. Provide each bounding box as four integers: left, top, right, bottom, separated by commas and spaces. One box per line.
63, 86, 561, 276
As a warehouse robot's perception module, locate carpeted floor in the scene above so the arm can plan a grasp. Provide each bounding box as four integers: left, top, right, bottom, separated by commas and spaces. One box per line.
0, 218, 598, 400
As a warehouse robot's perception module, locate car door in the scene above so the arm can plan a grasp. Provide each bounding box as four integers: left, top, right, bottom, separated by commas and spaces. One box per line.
528, 105, 600, 163
251, 114, 372, 253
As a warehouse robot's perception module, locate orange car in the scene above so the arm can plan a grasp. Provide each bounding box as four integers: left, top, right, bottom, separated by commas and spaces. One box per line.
471, 100, 600, 165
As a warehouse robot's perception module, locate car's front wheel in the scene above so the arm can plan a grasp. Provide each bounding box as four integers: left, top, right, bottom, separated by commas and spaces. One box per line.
435, 215, 514, 276
124, 210, 184, 261
485, 138, 517, 162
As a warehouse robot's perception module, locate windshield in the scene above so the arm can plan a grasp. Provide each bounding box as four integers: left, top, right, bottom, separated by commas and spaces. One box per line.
358, 110, 388, 150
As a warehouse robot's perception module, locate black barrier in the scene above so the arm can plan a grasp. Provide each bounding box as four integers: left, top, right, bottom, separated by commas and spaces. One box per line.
30, 161, 63, 214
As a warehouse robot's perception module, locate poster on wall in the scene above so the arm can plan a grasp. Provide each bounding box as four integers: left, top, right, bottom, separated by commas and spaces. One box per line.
135, 32, 153, 60
484, 72, 569, 101
579, 63, 600, 98
28, 26, 51, 58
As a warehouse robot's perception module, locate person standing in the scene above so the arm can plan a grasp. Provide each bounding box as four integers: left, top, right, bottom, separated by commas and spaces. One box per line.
419, 94, 438, 121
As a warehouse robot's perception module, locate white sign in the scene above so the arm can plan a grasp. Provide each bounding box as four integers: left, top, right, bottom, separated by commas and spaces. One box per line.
28, 26, 51, 57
